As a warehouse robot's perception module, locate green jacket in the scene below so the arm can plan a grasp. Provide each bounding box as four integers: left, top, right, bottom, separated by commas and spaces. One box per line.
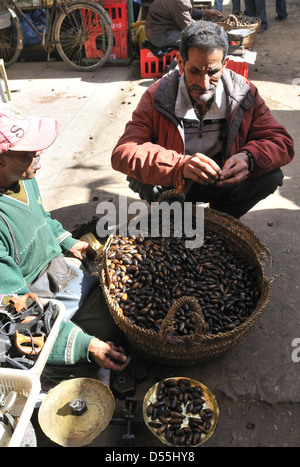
0, 179, 93, 365
0, 178, 76, 294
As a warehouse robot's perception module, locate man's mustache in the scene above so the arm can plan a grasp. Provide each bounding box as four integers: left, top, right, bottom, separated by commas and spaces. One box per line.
190, 84, 215, 92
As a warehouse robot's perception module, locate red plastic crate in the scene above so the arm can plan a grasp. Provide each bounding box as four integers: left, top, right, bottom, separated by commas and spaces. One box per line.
103, 2, 128, 31
84, 10, 128, 61
225, 59, 248, 78
140, 48, 178, 78
109, 30, 128, 60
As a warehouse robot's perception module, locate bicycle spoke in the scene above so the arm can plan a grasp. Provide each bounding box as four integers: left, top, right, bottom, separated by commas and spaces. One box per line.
55, 2, 113, 70
0, 14, 22, 67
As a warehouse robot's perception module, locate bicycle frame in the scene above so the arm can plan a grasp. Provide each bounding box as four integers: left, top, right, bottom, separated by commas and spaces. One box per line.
0, 0, 115, 70
1, 0, 68, 48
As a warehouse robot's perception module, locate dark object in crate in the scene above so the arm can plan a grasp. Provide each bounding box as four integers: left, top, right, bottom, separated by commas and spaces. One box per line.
0, 297, 58, 370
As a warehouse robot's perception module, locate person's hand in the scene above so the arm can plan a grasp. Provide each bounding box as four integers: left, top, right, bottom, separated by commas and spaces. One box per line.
183, 153, 221, 184
217, 152, 249, 187
69, 240, 96, 263
88, 338, 131, 371
202, 9, 224, 19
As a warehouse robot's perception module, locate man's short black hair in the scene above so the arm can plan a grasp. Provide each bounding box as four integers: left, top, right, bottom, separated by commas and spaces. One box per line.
180, 21, 229, 64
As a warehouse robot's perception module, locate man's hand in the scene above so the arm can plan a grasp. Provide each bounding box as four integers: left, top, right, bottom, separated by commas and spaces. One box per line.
202, 9, 224, 19
217, 152, 250, 187
69, 240, 96, 262
183, 153, 221, 184
88, 338, 131, 372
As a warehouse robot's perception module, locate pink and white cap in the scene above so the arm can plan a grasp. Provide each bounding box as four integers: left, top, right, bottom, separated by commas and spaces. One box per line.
0, 103, 58, 154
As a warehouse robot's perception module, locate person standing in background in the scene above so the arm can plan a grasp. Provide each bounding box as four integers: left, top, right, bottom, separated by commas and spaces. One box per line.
213, 0, 223, 13
214, 1, 243, 15
275, 0, 287, 20
232, 0, 242, 14
244, 0, 267, 32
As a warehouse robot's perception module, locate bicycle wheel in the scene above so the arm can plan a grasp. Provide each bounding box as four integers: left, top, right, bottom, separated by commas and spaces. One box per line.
0, 7, 23, 68
54, 1, 113, 71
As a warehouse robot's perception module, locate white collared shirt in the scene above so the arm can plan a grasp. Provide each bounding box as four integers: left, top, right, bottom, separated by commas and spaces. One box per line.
175, 73, 227, 160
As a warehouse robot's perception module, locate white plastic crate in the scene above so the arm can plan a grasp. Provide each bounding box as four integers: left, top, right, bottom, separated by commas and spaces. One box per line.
0, 299, 65, 446
0, 369, 41, 447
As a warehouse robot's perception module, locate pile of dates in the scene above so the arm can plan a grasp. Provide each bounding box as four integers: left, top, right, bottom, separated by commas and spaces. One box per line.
212, 15, 259, 26
106, 231, 260, 335
228, 14, 260, 25
172, 302, 199, 336
145, 378, 216, 446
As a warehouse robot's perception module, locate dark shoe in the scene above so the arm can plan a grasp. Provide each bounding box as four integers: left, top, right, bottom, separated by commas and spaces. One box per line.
258, 25, 268, 33
275, 15, 287, 21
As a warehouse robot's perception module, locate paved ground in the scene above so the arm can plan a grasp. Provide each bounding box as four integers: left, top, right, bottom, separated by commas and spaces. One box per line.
4, 0, 300, 449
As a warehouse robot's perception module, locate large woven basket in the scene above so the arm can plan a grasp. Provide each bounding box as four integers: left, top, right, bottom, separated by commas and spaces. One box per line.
99, 208, 271, 366
215, 14, 261, 48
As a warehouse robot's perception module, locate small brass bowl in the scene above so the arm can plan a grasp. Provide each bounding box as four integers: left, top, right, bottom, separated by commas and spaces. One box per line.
143, 377, 219, 447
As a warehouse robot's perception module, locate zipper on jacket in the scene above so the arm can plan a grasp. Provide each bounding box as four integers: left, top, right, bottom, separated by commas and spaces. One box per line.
197, 119, 204, 139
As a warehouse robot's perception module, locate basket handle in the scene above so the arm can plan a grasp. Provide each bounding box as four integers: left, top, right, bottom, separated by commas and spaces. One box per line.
159, 296, 206, 343
157, 188, 185, 205
226, 14, 238, 26
99, 234, 114, 290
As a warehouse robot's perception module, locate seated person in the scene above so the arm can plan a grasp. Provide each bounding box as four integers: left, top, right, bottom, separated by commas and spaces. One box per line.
111, 21, 294, 219
145, 0, 223, 48
0, 103, 130, 380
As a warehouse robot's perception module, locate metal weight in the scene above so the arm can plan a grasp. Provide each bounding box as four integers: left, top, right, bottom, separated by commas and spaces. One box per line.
112, 372, 136, 399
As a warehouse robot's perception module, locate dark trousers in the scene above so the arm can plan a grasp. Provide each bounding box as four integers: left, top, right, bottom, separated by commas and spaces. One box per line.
244, 0, 268, 28
276, 0, 287, 19
232, 0, 241, 13
128, 169, 283, 219
185, 169, 283, 218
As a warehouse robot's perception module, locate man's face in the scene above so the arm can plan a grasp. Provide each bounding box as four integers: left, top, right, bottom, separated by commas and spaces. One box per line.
1, 150, 41, 182
177, 47, 227, 105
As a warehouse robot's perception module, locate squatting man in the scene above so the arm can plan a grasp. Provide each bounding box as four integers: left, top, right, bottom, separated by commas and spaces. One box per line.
111, 21, 294, 219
